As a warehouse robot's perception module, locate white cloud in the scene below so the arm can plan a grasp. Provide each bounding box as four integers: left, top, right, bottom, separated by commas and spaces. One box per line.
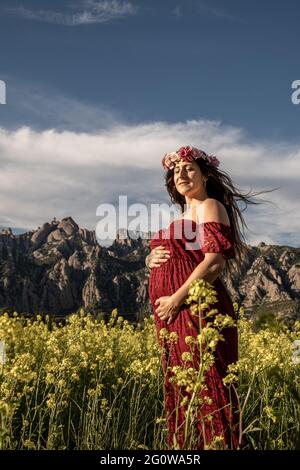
0, 117, 299, 247
7, 0, 137, 26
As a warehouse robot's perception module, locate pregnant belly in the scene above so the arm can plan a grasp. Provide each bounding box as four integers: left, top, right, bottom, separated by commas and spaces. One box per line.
148, 258, 196, 305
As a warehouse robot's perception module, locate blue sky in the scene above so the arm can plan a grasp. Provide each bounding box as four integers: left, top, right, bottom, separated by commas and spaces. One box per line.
1, 0, 300, 138
0, 0, 299, 246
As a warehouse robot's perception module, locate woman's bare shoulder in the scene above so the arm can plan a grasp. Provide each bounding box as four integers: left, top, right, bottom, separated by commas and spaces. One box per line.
202, 198, 230, 225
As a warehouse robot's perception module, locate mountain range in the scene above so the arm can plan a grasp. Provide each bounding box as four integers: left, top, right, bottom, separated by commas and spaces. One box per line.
0, 217, 299, 323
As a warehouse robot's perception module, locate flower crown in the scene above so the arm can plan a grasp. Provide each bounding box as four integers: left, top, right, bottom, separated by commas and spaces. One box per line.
161, 146, 220, 170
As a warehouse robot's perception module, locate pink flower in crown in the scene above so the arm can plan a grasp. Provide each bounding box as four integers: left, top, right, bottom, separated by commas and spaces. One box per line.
178, 146, 195, 161
162, 145, 220, 170
206, 155, 220, 168
189, 148, 220, 168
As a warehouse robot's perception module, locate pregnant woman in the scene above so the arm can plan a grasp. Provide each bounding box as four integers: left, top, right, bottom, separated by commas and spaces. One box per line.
146, 146, 264, 450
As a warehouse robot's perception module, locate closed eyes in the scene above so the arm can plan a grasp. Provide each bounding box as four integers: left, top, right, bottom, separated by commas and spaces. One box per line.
175, 167, 193, 173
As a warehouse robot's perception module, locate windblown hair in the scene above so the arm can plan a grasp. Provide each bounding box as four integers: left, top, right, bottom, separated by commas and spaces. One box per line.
164, 158, 280, 276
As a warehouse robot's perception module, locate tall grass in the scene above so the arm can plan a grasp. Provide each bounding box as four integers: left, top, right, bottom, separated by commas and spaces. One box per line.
0, 286, 299, 450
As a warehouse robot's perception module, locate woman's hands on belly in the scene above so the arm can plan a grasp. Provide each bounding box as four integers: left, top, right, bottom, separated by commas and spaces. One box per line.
146, 245, 170, 269
155, 294, 181, 325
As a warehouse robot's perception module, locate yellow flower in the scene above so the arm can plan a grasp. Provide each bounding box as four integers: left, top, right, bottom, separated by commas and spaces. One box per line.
185, 335, 196, 345
46, 396, 56, 409
168, 332, 179, 343
263, 406, 277, 423
223, 373, 238, 386
159, 328, 169, 339
23, 440, 36, 450
181, 352, 192, 363
180, 396, 189, 406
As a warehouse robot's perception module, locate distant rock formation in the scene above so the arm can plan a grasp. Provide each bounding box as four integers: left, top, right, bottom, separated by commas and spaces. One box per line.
0, 217, 299, 322
0, 217, 151, 321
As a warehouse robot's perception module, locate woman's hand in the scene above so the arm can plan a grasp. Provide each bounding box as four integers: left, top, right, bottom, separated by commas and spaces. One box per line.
146, 245, 170, 269
155, 295, 181, 325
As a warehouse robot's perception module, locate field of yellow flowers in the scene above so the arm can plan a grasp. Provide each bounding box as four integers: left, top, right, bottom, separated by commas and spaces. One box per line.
0, 281, 300, 450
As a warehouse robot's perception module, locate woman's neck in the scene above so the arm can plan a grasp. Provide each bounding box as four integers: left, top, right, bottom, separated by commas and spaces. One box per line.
185, 196, 208, 207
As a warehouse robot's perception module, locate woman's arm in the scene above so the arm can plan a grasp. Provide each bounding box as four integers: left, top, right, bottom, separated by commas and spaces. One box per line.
172, 252, 225, 307
155, 199, 231, 323
172, 198, 229, 307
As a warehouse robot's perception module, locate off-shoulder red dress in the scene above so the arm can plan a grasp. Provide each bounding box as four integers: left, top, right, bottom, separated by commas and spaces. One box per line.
148, 218, 239, 450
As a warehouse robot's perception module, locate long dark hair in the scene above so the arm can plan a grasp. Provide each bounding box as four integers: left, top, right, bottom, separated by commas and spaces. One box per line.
164, 157, 280, 275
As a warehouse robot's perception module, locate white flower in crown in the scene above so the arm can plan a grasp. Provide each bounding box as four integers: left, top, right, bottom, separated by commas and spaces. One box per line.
161, 151, 181, 170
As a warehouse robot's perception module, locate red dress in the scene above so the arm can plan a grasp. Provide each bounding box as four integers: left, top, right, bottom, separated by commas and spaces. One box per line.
148, 218, 239, 450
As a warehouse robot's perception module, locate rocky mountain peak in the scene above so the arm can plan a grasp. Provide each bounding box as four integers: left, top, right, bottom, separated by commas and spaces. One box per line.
0, 218, 299, 323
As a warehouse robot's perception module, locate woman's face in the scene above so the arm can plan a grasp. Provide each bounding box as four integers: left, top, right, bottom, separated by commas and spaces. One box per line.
173, 160, 207, 199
